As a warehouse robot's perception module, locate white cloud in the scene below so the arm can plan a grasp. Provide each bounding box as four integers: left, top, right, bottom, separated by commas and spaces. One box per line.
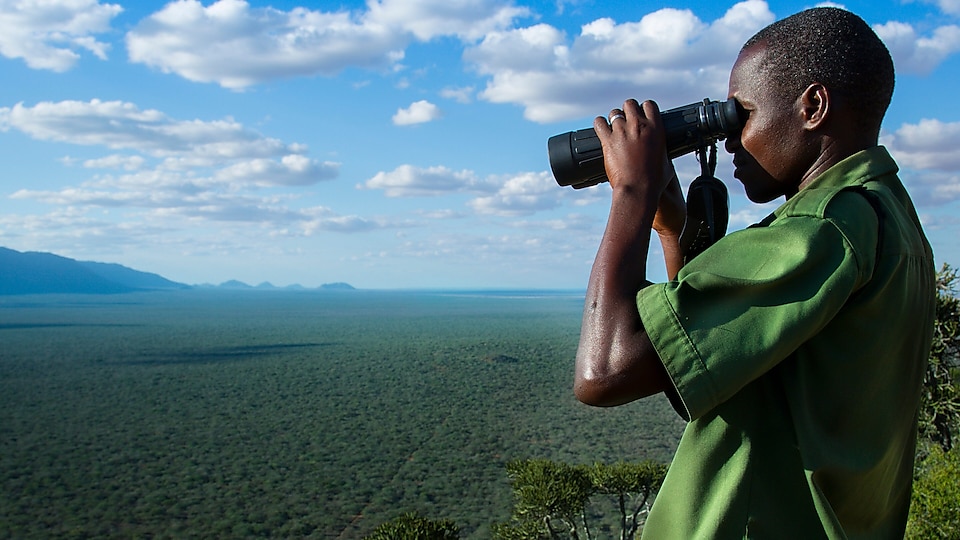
83, 154, 146, 171
465, 23, 566, 74
875, 21, 960, 75
392, 100, 442, 125
125, 0, 528, 89
14, 176, 186, 208
882, 119, 960, 205
465, 0, 774, 123
884, 118, 960, 171
511, 212, 600, 232
925, 174, 960, 203
215, 155, 340, 186
361, 164, 489, 196
301, 212, 388, 234
363, 166, 573, 217
385, 226, 592, 275
83, 169, 211, 194
0, 0, 121, 71
457, 1, 960, 124
417, 208, 465, 219
365, 0, 529, 41
126, 0, 406, 89
468, 171, 562, 216
2, 98, 350, 241
0, 207, 164, 254
10, 173, 380, 235
575, 10, 709, 69
896, 169, 960, 206
440, 86, 475, 103
922, 0, 960, 15
0, 99, 303, 164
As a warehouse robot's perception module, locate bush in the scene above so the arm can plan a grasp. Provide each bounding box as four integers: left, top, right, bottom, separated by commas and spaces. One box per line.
906, 445, 960, 539
919, 264, 960, 452
908, 263, 960, 538
363, 511, 460, 540
492, 459, 667, 540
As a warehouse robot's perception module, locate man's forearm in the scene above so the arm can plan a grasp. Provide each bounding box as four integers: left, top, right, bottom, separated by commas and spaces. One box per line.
658, 231, 684, 281
593, 187, 657, 294
574, 187, 667, 406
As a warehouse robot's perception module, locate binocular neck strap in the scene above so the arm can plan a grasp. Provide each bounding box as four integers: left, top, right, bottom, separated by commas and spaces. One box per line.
697, 143, 718, 178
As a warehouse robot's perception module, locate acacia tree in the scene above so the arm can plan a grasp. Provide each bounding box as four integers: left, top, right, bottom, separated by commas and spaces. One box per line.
493, 459, 594, 539
919, 263, 960, 453
363, 511, 460, 540
587, 461, 668, 540
492, 459, 667, 540
907, 263, 960, 538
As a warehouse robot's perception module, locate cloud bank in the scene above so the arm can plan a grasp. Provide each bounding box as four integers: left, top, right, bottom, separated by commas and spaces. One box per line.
124, 0, 528, 89
0, 0, 121, 71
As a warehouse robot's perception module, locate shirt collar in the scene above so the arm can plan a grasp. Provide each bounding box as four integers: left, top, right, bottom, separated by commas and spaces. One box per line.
800, 146, 898, 192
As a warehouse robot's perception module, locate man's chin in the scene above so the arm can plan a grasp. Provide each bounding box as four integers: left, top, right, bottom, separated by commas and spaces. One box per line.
744, 189, 779, 205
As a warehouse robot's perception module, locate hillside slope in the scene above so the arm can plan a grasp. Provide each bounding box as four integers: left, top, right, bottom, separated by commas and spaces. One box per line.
0, 247, 188, 295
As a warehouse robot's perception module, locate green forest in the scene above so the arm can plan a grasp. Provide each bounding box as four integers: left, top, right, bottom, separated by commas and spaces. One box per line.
2, 272, 958, 539
0, 290, 685, 538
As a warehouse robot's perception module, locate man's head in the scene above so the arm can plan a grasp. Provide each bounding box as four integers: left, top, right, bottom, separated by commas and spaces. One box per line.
742, 7, 894, 139
725, 8, 895, 203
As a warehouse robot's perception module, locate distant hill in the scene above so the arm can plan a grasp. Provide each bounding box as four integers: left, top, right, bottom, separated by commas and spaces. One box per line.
0, 247, 189, 295
198, 280, 356, 291
216, 279, 254, 290
319, 282, 355, 291
0, 246, 355, 295
79, 261, 189, 291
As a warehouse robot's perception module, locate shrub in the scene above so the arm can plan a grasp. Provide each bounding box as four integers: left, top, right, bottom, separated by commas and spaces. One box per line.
363, 511, 460, 540
906, 445, 960, 539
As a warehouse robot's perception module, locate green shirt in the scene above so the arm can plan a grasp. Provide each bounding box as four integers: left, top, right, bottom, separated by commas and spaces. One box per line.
637, 147, 935, 539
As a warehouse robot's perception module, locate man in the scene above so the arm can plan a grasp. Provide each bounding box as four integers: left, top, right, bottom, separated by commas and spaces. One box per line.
574, 7, 936, 539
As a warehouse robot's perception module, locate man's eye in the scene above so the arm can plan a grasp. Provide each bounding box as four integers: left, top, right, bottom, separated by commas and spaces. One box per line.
735, 101, 750, 124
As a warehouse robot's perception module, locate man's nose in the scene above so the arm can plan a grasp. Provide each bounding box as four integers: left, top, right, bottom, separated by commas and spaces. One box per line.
724, 134, 740, 154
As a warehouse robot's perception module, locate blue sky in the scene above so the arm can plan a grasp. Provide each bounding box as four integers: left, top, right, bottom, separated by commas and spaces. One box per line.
0, 0, 958, 289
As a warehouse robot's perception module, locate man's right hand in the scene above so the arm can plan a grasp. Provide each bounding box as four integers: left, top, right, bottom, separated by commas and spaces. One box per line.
593, 99, 671, 201
595, 99, 686, 278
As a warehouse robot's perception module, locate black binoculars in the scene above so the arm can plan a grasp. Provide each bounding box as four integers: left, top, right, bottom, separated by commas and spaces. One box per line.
547, 99, 742, 189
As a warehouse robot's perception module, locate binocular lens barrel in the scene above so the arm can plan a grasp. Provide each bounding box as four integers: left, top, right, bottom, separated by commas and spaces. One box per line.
548, 99, 742, 189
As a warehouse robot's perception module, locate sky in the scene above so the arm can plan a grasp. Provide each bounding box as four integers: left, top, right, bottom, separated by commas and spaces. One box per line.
0, 0, 958, 289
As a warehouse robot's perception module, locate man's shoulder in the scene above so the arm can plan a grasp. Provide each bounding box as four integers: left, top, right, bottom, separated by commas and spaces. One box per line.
777, 184, 878, 221
772, 147, 897, 227
764, 178, 883, 278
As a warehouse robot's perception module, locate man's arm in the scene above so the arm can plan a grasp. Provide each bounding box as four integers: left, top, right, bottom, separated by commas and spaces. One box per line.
655, 168, 686, 281
573, 99, 677, 407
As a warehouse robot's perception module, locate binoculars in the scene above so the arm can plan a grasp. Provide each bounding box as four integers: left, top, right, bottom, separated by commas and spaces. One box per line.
547, 99, 742, 189
547, 98, 741, 261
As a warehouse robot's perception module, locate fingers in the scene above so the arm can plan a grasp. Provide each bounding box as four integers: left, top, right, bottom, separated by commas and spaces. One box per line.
594, 101, 635, 135
611, 100, 644, 126
639, 99, 662, 130
622, 99, 642, 120
592, 99, 663, 166
594, 107, 624, 133
596, 99, 658, 128
594, 113, 612, 133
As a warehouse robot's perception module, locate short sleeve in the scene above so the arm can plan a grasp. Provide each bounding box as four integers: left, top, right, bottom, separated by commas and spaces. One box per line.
637, 209, 871, 421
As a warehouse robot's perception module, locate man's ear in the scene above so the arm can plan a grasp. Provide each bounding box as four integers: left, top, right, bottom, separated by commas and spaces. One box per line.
800, 83, 829, 130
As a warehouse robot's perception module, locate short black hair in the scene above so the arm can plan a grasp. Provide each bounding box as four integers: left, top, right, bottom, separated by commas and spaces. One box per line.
743, 7, 894, 135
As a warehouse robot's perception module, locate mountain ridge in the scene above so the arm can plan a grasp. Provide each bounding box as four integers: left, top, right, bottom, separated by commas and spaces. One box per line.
0, 247, 354, 295
0, 247, 190, 295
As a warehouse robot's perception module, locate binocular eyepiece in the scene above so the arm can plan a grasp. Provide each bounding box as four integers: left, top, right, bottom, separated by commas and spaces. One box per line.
548, 99, 742, 189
